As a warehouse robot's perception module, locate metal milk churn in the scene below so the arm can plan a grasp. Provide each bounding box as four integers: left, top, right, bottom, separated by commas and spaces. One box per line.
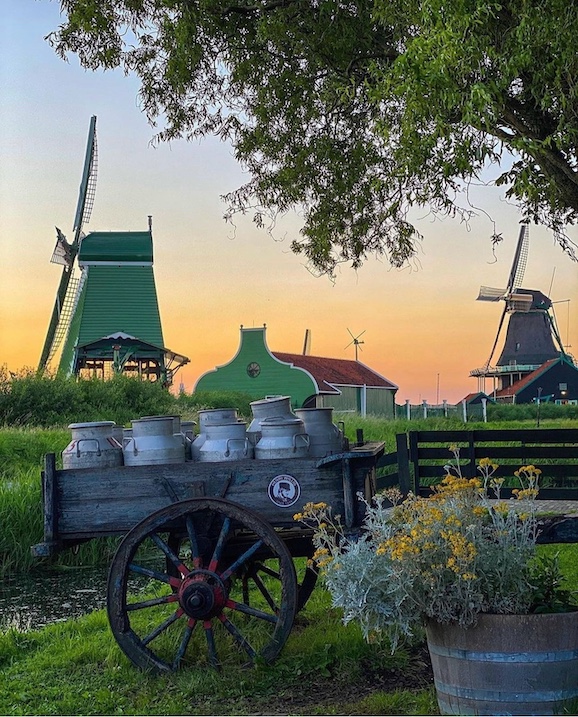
294, 407, 344, 458
123, 416, 186, 466
197, 420, 253, 462
254, 417, 310, 460
190, 408, 239, 460
247, 396, 296, 447
62, 421, 123, 470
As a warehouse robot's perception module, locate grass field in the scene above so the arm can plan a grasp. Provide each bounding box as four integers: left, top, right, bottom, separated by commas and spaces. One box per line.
1, 418, 577, 715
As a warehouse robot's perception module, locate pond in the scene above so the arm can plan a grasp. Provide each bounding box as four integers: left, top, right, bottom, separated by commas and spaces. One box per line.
0, 567, 109, 631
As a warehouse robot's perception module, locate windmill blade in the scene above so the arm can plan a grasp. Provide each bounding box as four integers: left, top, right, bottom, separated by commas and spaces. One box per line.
38, 116, 98, 372
548, 305, 568, 355
50, 227, 73, 267
505, 224, 529, 293
345, 329, 365, 349
477, 286, 506, 302
72, 115, 98, 241
485, 303, 508, 369
38, 264, 75, 371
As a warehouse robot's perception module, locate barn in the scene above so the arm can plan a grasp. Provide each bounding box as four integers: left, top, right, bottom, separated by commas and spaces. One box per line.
492, 355, 578, 404
194, 326, 398, 417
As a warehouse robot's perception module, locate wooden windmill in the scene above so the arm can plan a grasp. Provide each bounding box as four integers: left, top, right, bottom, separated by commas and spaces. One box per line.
39, 117, 189, 385
471, 224, 568, 392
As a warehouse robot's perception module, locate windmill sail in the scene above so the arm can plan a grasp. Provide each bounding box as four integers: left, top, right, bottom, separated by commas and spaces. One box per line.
38, 116, 98, 371
50, 228, 73, 267
505, 224, 529, 294
45, 276, 81, 366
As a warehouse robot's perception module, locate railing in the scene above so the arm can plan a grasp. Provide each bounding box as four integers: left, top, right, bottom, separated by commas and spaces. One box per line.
376, 429, 578, 500
395, 400, 487, 422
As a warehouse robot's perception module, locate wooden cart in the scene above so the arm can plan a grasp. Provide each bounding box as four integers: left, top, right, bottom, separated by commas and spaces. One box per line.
33, 440, 384, 672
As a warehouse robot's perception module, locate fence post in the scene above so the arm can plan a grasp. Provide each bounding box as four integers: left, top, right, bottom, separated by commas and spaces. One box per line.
443, 399, 448, 418
396, 432, 411, 496
422, 400, 428, 419
405, 399, 411, 420
481, 398, 487, 423
462, 399, 467, 423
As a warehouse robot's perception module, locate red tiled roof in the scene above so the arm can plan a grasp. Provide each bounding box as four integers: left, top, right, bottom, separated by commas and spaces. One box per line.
461, 392, 487, 404
272, 352, 397, 393
494, 358, 560, 398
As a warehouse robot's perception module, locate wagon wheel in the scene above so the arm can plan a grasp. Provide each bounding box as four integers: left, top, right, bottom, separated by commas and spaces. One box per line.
107, 498, 298, 673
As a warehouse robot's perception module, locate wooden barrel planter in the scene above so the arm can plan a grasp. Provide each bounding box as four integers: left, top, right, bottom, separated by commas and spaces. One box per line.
426, 612, 578, 715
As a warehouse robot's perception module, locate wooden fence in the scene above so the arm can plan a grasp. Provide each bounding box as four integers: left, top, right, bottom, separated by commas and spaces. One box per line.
375, 428, 578, 500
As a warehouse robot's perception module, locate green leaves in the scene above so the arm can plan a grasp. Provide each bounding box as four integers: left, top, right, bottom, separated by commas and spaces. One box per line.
49, 0, 578, 273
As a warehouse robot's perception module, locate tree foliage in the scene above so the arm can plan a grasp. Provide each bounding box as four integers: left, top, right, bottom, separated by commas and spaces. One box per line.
49, 0, 578, 274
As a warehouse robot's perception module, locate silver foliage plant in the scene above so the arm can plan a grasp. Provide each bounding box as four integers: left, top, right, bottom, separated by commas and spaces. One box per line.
297, 455, 541, 651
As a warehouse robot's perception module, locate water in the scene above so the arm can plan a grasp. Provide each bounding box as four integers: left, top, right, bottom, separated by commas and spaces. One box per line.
0, 567, 109, 631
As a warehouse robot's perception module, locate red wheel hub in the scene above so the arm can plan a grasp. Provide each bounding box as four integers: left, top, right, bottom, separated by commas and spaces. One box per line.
178, 569, 228, 619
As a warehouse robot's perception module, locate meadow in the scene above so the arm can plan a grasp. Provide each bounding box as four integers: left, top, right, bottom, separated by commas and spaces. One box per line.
1, 375, 577, 715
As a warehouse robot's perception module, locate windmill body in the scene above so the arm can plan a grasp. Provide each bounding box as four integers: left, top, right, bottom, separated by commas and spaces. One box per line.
470, 225, 572, 400
39, 117, 189, 385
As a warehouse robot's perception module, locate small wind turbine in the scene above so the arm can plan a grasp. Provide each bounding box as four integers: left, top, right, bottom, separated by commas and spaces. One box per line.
345, 329, 365, 361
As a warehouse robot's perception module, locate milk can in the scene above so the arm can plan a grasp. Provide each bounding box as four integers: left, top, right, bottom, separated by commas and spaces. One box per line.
254, 417, 310, 460
62, 421, 123, 470
294, 407, 343, 458
197, 421, 253, 462
123, 416, 185, 466
191, 408, 239, 459
247, 396, 296, 446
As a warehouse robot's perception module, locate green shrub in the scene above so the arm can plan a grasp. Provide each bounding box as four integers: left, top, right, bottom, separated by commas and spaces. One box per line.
0, 368, 176, 427
176, 390, 255, 419
487, 402, 578, 422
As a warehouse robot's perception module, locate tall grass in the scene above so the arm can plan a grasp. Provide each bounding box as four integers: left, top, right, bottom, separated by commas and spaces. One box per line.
1, 413, 576, 577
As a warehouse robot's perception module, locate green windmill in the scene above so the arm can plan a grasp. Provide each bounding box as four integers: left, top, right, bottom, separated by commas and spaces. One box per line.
39, 116, 189, 385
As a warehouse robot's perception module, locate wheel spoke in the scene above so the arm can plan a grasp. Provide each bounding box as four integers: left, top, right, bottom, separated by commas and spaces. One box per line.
208, 516, 231, 572
142, 608, 184, 646
128, 562, 182, 589
253, 561, 280, 580
249, 571, 278, 612
126, 594, 179, 611
218, 614, 257, 659
226, 598, 278, 623
242, 573, 250, 605
150, 532, 191, 576
203, 620, 220, 668
220, 539, 264, 582
186, 515, 202, 568
172, 620, 197, 670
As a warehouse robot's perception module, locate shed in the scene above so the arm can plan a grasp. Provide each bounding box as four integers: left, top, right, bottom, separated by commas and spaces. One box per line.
194, 326, 398, 416
493, 356, 578, 404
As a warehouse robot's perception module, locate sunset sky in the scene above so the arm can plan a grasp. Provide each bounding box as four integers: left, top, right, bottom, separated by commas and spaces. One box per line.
1, 0, 576, 404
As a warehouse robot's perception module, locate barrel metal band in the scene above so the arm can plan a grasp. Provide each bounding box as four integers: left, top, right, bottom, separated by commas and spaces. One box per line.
428, 643, 578, 662
434, 680, 578, 702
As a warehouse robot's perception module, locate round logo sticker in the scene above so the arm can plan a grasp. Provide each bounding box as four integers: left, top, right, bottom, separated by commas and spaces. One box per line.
267, 474, 301, 507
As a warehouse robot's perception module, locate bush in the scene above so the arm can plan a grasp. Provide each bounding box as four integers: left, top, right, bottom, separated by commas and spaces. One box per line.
487, 402, 578, 422
0, 368, 176, 427
176, 390, 255, 419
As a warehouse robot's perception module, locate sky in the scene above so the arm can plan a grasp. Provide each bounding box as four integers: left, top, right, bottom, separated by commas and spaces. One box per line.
1, 0, 576, 405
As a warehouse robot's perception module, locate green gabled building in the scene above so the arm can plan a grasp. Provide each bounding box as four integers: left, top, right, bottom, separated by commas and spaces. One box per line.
58, 230, 188, 384
195, 326, 398, 416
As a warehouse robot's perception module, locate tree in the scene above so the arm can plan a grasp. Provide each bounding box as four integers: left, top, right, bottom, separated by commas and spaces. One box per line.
49, 0, 578, 275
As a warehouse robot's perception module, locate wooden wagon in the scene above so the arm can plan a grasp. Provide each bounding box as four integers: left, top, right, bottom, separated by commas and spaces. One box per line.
32, 439, 384, 672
